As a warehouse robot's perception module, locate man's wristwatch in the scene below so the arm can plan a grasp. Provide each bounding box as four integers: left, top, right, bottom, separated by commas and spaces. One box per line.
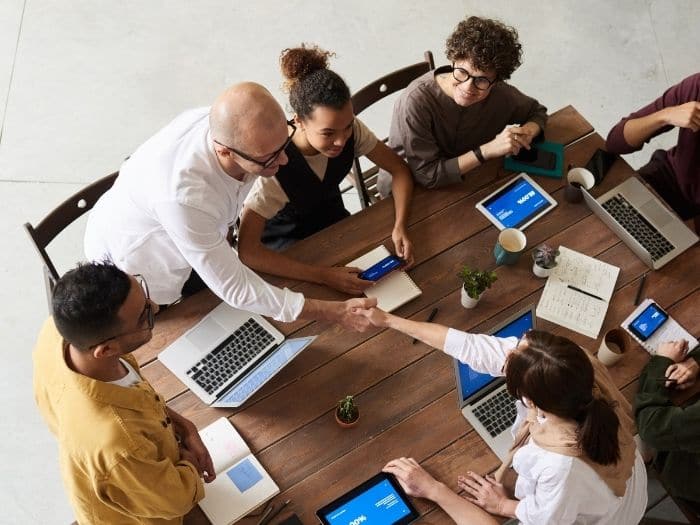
472, 146, 485, 164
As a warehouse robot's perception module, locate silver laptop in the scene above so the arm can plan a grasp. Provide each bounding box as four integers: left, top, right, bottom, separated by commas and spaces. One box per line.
582, 177, 698, 269
159, 302, 315, 407
453, 305, 535, 461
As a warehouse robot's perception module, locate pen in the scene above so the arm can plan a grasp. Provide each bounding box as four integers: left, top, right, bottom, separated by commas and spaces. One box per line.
567, 285, 604, 302
260, 500, 291, 525
654, 378, 677, 383
634, 273, 647, 306
412, 307, 439, 344
256, 503, 275, 525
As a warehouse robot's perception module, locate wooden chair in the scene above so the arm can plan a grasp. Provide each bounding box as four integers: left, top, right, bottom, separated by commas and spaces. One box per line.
349, 50, 435, 209
24, 171, 118, 310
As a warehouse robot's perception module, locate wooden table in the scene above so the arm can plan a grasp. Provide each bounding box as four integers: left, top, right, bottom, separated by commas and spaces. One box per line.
134, 106, 700, 525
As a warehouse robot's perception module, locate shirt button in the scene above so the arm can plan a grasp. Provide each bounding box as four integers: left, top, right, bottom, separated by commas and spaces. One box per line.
155, 395, 160, 402
162, 421, 168, 428
165, 417, 172, 424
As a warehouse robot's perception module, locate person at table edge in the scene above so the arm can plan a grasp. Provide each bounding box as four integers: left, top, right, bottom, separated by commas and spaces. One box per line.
377, 15, 548, 195
34, 262, 214, 524
84, 82, 375, 330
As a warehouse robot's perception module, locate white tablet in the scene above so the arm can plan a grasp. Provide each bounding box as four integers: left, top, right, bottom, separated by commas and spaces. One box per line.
476, 173, 557, 230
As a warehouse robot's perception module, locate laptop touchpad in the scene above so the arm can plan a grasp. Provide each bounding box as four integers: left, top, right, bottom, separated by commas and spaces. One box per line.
640, 201, 673, 228
187, 316, 229, 351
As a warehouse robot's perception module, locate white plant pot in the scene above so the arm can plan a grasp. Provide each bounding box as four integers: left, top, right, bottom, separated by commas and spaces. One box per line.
460, 286, 481, 308
532, 262, 554, 278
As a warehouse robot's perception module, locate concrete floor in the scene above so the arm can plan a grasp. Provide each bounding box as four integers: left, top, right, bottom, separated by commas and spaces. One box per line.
1, 1, 697, 523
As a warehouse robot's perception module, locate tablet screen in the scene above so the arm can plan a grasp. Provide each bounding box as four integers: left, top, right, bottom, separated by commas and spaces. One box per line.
629, 303, 668, 341
317, 473, 419, 525
481, 175, 554, 229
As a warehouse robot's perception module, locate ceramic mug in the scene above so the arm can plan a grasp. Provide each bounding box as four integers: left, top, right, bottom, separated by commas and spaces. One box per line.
565, 167, 596, 203
494, 228, 527, 266
597, 328, 631, 366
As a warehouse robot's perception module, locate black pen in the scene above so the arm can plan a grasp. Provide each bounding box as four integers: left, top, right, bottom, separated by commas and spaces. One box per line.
567, 285, 604, 302
261, 500, 291, 525
413, 307, 439, 344
634, 273, 647, 306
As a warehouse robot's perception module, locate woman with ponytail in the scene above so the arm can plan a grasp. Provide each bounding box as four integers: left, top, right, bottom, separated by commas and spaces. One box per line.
360, 308, 648, 524
238, 44, 414, 295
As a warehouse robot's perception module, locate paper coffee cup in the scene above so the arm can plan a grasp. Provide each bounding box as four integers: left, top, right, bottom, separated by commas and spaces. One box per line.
597, 328, 630, 366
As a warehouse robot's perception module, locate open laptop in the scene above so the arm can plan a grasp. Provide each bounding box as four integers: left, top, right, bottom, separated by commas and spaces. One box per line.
453, 305, 535, 461
159, 302, 315, 407
582, 177, 698, 269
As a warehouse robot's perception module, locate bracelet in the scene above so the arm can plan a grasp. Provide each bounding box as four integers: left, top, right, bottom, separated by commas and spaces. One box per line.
472, 146, 485, 164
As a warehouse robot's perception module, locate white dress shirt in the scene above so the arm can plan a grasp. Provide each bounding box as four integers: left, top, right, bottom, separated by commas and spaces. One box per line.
84, 107, 304, 321
443, 329, 647, 525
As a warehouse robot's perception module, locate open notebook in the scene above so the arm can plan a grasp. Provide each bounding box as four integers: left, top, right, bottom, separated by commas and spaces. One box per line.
198, 418, 279, 525
621, 298, 699, 355
347, 246, 421, 312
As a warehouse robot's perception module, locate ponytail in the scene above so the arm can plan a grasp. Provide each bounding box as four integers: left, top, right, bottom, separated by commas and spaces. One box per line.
578, 397, 621, 465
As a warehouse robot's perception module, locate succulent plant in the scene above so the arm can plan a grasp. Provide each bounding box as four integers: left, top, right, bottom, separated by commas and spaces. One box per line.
337, 395, 359, 423
457, 266, 498, 300
532, 243, 560, 269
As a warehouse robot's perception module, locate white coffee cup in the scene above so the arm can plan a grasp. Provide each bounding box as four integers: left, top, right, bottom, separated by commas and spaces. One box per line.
597, 328, 631, 366
565, 167, 596, 203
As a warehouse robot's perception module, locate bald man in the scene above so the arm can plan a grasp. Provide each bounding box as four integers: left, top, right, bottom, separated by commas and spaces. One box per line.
85, 83, 374, 330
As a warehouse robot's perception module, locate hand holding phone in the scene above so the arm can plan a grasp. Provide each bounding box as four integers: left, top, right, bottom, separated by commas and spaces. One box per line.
358, 255, 404, 281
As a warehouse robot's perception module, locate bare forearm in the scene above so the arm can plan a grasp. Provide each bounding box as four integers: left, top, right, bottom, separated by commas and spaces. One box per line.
383, 312, 449, 349
456, 150, 482, 176
390, 168, 413, 230
239, 241, 328, 286
430, 483, 500, 525
622, 110, 671, 148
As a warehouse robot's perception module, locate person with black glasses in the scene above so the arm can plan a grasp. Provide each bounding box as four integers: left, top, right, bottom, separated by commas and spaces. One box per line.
33, 262, 215, 524
84, 82, 375, 331
238, 44, 414, 295
377, 15, 548, 194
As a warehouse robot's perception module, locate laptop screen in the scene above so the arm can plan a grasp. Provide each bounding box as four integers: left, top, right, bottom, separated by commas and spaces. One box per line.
457, 309, 534, 402
482, 176, 553, 229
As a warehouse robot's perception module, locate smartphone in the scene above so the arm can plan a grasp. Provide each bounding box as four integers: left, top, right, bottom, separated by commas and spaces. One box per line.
359, 254, 403, 281
628, 302, 669, 341
512, 146, 557, 170
585, 148, 616, 185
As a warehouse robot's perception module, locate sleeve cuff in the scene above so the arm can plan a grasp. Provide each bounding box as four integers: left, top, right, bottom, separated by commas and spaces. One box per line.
442, 157, 463, 184
279, 289, 305, 323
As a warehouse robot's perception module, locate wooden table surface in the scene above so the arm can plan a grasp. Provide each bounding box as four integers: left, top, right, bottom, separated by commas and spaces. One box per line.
133, 106, 700, 525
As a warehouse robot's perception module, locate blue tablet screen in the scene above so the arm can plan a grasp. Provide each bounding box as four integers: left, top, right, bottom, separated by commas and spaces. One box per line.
458, 310, 534, 402
630, 303, 668, 339
483, 177, 551, 229
323, 478, 412, 525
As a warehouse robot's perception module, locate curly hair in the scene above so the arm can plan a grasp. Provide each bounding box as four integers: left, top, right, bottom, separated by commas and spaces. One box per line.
52, 261, 131, 350
279, 43, 350, 119
445, 16, 522, 80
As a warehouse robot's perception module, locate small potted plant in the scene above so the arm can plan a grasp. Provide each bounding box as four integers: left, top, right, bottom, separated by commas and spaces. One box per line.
457, 266, 497, 308
335, 395, 359, 428
531, 243, 559, 278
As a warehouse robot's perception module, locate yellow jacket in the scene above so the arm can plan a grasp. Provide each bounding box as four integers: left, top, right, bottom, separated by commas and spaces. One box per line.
33, 318, 204, 524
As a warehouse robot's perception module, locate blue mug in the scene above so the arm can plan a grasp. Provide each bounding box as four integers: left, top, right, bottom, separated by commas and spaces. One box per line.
494, 228, 527, 266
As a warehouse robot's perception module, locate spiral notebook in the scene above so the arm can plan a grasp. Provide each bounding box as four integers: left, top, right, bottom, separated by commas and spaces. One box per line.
621, 298, 698, 355
347, 246, 422, 312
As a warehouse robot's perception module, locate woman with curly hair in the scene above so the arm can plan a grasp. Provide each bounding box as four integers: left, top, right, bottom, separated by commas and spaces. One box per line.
359, 307, 648, 524
377, 16, 548, 194
238, 44, 414, 295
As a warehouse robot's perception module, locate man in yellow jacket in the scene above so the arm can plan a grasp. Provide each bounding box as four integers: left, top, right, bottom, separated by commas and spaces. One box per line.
33, 261, 214, 524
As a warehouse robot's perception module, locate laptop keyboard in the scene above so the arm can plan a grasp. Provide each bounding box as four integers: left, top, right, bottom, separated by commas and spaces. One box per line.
186, 318, 276, 395
601, 194, 675, 261
473, 390, 517, 438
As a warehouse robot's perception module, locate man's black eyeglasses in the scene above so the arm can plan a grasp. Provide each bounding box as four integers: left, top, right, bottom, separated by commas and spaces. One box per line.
452, 64, 497, 91
213, 122, 296, 169
90, 275, 154, 348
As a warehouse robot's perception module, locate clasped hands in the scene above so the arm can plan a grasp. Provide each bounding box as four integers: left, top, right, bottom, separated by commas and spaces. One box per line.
482, 123, 539, 160
657, 339, 699, 389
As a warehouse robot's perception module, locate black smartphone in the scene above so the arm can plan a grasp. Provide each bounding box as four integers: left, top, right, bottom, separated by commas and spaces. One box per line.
512, 146, 557, 170
585, 148, 616, 185
359, 254, 403, 281
628, 302, 669, 341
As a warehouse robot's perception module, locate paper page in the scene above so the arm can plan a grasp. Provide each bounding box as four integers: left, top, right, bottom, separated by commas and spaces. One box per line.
550, 246, 619, 301
199, 417, 250, 475
621, 298, 699, 354
199, 455, 280, 525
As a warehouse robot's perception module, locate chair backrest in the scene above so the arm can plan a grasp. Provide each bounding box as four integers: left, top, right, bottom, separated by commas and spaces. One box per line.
24, 171, 118, 307
350, 51, 434, 208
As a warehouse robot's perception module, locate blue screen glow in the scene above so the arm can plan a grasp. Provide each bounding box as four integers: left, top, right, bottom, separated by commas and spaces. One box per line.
630, 304, 668, 339
484, 178, 551, 229
324, 479, 412, 525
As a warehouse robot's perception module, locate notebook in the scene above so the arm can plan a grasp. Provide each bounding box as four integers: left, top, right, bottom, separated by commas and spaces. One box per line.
454, 305, 536, 461
347, 246, 421, 312
536, 246, 620, 339
621, 298, 699, 355
582, 177, 698, 269
159, 302, 316, 407
198, 417, 279, 525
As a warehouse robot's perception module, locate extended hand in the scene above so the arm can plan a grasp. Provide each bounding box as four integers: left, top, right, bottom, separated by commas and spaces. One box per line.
180, 423, 216, 482
359, 306, 391, 328
322, 266, 373, 295
482, 125, 533, 159
657, 339, 689, 362
383, 457, 441, 500
336, 297, 378, 332
664, 101, 700, 132
392, 227, 414, 267
458, 472, 509, 515
666, 358, 700, 389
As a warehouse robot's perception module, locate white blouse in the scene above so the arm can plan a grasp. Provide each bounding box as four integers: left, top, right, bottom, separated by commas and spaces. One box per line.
443, 329, 647, 525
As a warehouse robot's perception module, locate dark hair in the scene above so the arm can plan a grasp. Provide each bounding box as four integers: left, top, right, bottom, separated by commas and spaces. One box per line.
505, 330, 621, 465
52, 261, 131, 350
445, 16, 522, 80
279, 44, 350, 119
